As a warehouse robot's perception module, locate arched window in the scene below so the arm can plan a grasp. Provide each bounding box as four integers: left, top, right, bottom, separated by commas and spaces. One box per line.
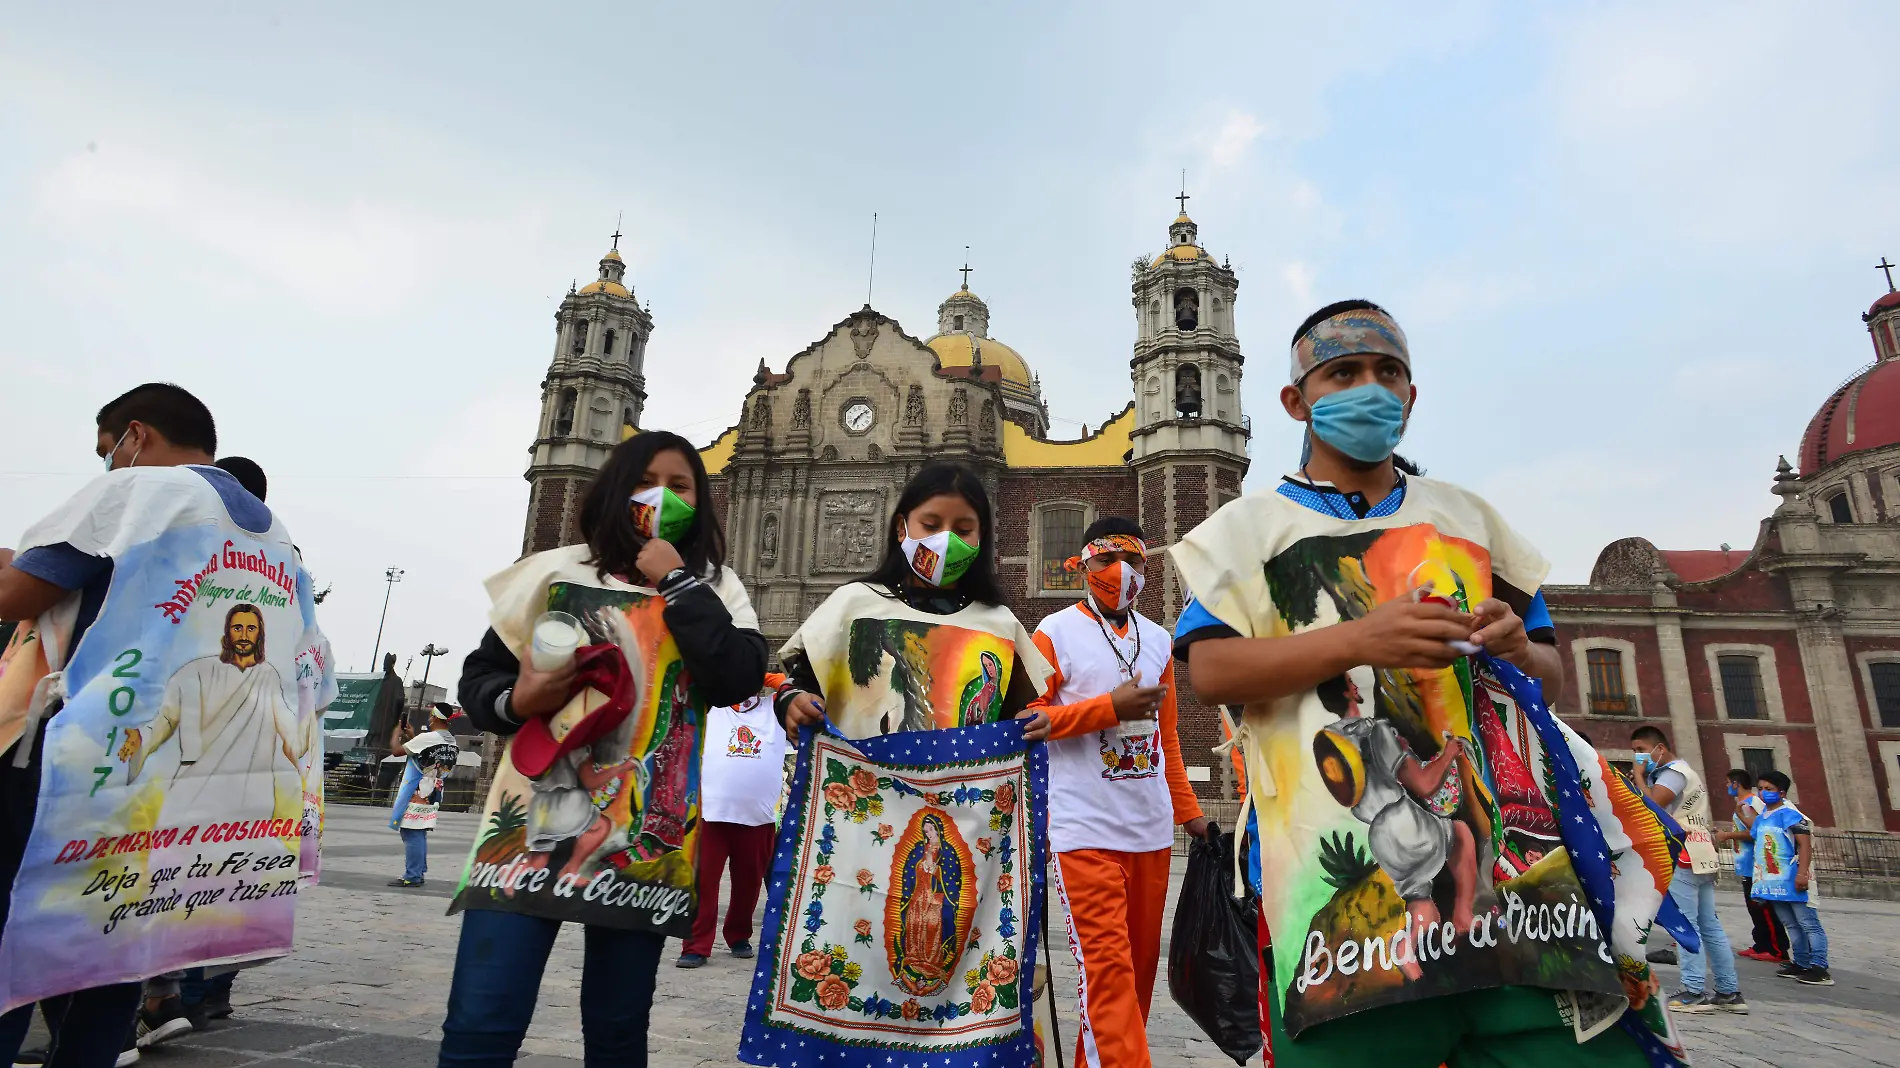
570, 323, 587, 355
1828, 492, 1853, 523
1173, 287, 1199, 330
603, 329, 617, 357
953, 314, 965, 332
554, 388, 577, 436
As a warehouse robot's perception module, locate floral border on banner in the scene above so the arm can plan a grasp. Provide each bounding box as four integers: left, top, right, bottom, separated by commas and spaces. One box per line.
739, 720, 1047, 1067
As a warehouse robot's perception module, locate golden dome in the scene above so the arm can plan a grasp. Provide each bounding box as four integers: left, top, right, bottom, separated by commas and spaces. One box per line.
577, 279, 631, 297
926, 333, 1033, 389
1150, 244, 1211, 267
601, 248, 623, 263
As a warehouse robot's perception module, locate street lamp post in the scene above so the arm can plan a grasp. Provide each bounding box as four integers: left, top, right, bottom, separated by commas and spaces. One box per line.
369, 567, 405, 669
415, 643, 449, 720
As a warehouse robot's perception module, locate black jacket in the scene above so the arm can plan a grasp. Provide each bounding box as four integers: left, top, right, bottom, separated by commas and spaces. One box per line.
459, 579, 768, 736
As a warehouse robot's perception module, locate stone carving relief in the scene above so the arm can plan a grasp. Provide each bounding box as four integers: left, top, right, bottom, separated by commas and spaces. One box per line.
867, 442, 882, 461
820, 445, 838, 460
949, 387, 968, 425
760, 513, 780, 563
749, 393, 773, 430
850, 317, 880, 361
904, 384, 926, 427
792, 389, 812, 429
816, 490, 885, 572
979, 400, 996, 438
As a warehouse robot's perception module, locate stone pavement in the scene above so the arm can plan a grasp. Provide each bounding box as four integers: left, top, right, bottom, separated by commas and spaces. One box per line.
32, 803, 1900, 1068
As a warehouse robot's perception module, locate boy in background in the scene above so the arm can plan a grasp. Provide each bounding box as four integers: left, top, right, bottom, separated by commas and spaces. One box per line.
1750, 770, 1830, 985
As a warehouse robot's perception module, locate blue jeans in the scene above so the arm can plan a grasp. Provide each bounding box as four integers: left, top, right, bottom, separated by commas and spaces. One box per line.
401, 828, 429, 881
181, 968, 237, 1007
1671, 867, 1739, 995
1771, 901, 1829, 969
438, 908, 664, 1068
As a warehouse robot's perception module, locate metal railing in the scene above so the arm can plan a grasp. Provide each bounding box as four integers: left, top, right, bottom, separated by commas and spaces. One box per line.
1588, 692, 1638, 715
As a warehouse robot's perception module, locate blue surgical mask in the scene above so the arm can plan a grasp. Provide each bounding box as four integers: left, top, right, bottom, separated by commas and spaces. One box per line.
1727, 783, 1740, 797
1307, 384, 1406, 463
1632, 751, 1653, 772
1759, 789, 1782, 805
102, 427, 136, 472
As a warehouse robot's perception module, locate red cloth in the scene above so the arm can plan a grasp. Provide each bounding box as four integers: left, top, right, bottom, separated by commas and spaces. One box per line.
1054, 847, 1171, 1068
684, 820, 776, 957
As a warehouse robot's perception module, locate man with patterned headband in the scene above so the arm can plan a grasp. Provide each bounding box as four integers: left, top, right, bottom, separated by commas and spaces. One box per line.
1169, 301, 1684, 1067
1024, 516, 1208, 1068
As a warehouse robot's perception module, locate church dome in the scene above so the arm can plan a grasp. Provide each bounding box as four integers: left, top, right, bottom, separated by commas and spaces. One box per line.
577, 279, 630, 297
926, 332, 1034, 388
1799, 356, 1900, 473
1870, 290, 1900, 317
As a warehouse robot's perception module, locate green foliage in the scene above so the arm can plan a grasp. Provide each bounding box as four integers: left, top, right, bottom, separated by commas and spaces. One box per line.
485, 794, 528, 840
1317, 830, 1378, 890
846, 620, 887, 687
1262, 531, 1383, 630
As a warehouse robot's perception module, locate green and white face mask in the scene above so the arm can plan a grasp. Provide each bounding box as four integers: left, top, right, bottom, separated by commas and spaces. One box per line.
630, 486, 696, 544
899, 529, 978, 587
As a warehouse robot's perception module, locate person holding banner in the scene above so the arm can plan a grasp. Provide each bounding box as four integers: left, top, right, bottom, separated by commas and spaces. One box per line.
1024, 516, 1208, 1068
776, 462, 1052, 742
0, 383, 333, 1068
444, 431, 765, 1068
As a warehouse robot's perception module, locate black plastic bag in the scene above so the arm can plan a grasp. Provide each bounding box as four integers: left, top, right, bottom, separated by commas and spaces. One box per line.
1167, 823, 1262, 1065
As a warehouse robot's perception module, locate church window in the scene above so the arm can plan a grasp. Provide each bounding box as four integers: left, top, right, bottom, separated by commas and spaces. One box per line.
1828, 492, 1853, 523
1585, 649, 1632, 715
954, 314, 965, 332
1173, 288, 1199, 330
1038, 505, 1085, 592
603, 329, 617, 357
570, 323, 587, 355
1870, 662, 1900, 728
1741, 747, 1778, 780
554, 388, 577, 436
1717, 655, 1766, 720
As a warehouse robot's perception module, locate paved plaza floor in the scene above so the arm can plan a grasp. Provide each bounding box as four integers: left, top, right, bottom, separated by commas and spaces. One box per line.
32, 804, 1900, 1068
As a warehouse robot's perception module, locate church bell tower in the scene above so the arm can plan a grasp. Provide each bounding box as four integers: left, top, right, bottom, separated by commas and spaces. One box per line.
1128, 193, 1250, 620
522, 233, 653, 555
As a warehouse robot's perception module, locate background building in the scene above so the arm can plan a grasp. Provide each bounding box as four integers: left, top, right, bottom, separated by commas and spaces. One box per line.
521, 205, 1253, 797
1546, 283, 1900, 831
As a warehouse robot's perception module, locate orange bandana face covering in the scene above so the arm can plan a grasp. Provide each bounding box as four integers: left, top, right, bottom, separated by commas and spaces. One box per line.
1084, 560, 1144, 614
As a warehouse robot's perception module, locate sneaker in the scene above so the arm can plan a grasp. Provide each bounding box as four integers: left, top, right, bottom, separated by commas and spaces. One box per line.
675, 953, 708, 969
1666, 989, 1714, 1013
386, 877, 424, 888
1712, 992, 1749, 1014
14, 1045, 48, 1067
136, 996, 195, 1048
730, 941, 755, 959
1796, 967, 1834, 986
118, 1014, 141, 1067
1776, 962, 1805, 979
1646, 947, 1679, 966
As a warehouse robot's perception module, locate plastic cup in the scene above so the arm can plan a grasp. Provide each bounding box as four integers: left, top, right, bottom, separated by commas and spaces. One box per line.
529, 611, 584, 671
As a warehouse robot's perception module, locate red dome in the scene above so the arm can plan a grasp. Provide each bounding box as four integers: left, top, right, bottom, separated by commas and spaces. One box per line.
1870, 290, 1900, 316
1799, 356, 1900, 473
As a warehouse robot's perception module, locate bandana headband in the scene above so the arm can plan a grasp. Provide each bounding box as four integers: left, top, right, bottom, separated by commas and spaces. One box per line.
1291, 308, 1410, 385
1063, 534, 1148, 572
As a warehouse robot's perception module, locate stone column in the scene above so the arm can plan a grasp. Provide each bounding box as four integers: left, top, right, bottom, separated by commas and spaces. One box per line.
1793, 612, 1883, 830
1649, 585, 1705, 772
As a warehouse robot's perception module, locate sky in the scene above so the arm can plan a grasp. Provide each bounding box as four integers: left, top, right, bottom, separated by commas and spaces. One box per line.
2, 2, 1897, 692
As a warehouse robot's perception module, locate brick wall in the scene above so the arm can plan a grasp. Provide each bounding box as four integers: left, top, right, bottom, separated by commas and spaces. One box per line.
1550, 622, 1671, 727
994, 468, 1139, 632
525, 476, 573, 555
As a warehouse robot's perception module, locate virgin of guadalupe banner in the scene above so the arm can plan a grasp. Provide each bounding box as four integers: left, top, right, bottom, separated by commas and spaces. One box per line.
741, 720, 1047, 1068
450, 545, 756, 936
0, 468, 334, 1014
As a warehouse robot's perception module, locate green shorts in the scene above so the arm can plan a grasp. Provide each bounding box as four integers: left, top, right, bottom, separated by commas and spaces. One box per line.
1268, 986, 1651, 1068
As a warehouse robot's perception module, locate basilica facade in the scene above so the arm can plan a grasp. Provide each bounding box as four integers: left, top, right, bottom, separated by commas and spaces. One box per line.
519, 206, 1254, 798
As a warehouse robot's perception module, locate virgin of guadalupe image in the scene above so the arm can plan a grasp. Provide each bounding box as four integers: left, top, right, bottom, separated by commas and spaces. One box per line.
632, 666, 699, 861
957, 650, 1003, 725
121, 603, 307, 825
886, 811, 972, 996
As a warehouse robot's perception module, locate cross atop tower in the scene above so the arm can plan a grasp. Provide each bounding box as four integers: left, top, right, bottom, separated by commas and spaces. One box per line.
1175, 172, 1190, 216
959, 246, 973, 290
1879, 256, 1896, 293
610, 212, 623, 253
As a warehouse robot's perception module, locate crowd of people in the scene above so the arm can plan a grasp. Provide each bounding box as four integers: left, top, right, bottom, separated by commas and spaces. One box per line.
0, 299, 1846, 1068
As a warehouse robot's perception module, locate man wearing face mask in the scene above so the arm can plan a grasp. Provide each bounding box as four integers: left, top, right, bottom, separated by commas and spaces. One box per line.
1022, 518, 1208, 1068
1629, 726, 1743, 1015
1168, 303, 1682, 1067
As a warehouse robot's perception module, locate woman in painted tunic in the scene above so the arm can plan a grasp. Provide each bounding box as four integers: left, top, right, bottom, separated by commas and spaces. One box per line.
776, 462, 1053, 743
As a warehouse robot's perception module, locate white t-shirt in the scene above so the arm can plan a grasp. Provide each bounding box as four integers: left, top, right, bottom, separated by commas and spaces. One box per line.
700, 695, 789, 826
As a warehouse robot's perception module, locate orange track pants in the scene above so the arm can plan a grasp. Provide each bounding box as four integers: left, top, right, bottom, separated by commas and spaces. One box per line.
1053, 846, 1172, 1068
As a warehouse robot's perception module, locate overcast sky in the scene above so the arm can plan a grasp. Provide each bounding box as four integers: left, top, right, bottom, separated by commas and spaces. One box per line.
3, 2, 1897, 690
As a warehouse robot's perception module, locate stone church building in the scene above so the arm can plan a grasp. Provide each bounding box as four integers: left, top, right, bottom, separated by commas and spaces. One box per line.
520, 206, 1252, 798
1545, 282, 1900, 832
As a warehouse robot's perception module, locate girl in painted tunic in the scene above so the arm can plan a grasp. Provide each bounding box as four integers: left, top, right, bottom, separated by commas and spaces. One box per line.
446, 432, 766, 1068
777, 462, 1054, 743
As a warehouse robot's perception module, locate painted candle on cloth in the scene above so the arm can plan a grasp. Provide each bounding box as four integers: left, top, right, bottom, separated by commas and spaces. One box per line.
450, 581, 706, 935
741, 720, 1046, 1068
